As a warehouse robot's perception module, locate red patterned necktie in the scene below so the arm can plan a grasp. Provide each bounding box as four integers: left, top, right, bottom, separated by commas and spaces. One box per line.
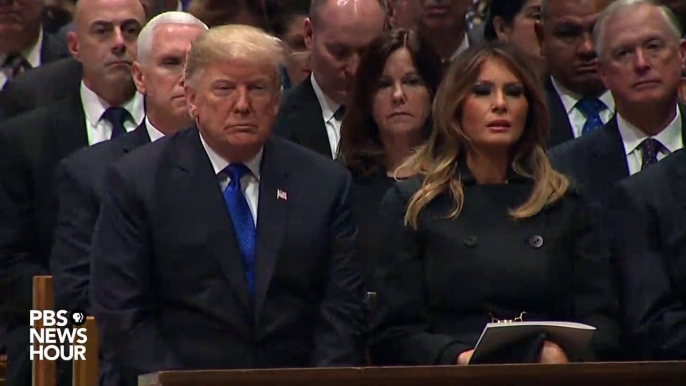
4, 54, 30, 79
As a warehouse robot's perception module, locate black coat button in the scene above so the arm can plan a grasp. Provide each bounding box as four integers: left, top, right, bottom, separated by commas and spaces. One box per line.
529, 235, 544, 248
464, 235, 478, 247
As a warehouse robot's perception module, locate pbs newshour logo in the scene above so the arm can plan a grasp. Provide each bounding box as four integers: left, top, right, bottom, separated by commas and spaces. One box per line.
29, 309, 87, 361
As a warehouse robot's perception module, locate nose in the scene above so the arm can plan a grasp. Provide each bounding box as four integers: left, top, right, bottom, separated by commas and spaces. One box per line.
633, 48, 650, 73
391, 83, 406, 104
577, 32, 596, 58
492, 90, 507, 113
233, 86, 250, 114
111, 27, 126, 55
345, 53, 360, 76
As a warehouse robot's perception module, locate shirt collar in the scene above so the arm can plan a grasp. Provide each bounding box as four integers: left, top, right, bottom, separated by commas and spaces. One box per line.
144, 116, 165, 142
617, 106, 683, 155
0, 27, 43, 69
176, 0, 183, 11
449, 33, 470, 62
199, 131, 263, 181
310, 74, 341, 122
550, 75, 615, 114
79, 81, 146, 127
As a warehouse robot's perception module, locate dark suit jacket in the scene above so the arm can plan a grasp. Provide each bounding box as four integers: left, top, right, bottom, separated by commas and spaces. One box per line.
369, 166, 621, 365
548, 104, 686, 205
50, 123, 151, 314
39, 29, 70, 64
272, 75, 332, 158
90, 128, 366, 385
0, 57, 83, 122
0, 93, 88, 386
610, 149, 686, 360
544, 77, 575, 149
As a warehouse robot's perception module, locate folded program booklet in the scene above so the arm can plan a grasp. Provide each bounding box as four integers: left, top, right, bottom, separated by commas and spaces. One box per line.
471, 321, 596, 363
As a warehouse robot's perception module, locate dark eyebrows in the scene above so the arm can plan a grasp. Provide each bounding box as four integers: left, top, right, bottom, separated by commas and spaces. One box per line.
475, 80, 523, 87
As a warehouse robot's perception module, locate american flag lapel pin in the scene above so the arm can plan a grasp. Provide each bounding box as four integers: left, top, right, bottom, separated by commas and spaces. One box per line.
277, 189, 288, 201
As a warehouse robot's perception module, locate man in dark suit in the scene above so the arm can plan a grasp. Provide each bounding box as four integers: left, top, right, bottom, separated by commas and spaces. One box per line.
536, 0, 615, 148
611, 146, 686, 360
90, 25, 366, 385
51, 11, 207, 315
549, 0, 686, 205
0, 57, 82, 122
0, 0, 71, 88
273, 0, 385, 157
0, 0, 146, 384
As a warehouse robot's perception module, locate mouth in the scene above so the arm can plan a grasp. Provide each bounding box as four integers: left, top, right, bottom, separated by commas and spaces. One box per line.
633, 79, 661, 89
575, 63, 598, 74
424, 5, 450, 16
108, 60, 132, 66
389, 111, 412, 118
487, 119, 511, 131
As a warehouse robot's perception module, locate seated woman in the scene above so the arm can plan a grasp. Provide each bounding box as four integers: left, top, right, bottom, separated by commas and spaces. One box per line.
484, 0, 544, 76
369, 42, 620, 366
338, 28, 442, 288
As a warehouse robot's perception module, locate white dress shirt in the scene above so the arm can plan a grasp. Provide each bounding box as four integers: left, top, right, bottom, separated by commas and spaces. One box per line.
449, 33, 470, 62
311, 75, 342, 158
617, 107, 683, 175
551, 76, 615, 138
80, 82, 146, 146
144, 116, 166, 142
199, 133, 262, 224
0, 27, 43, 88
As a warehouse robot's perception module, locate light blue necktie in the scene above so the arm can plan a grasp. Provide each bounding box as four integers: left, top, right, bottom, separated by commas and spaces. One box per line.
576, 98, 606, 135
222, 163, 256, 295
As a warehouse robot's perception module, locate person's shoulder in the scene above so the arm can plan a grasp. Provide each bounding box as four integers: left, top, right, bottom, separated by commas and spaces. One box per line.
0, 102, 53, 140
618, 148, 685, 195
271, 136, 348, 180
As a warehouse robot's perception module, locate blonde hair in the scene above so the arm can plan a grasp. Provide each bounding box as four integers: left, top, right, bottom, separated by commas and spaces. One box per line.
184, 24, 286, 89
402, 42, 569, 229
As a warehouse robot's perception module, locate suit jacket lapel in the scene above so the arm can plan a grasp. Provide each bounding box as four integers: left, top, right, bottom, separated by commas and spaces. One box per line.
591, 116, 630, 188
544, 77, 574, 148
288, 77, 332, 157
120, 121, 151, 154
39, 32, 70, 64
173, 127, 253, 314
254, 137, 288, 322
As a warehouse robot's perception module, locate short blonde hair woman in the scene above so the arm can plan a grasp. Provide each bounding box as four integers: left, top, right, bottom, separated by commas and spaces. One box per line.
370, 41, 621, 366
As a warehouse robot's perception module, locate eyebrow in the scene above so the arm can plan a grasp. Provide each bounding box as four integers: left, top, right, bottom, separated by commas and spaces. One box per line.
475, 80, 523, 87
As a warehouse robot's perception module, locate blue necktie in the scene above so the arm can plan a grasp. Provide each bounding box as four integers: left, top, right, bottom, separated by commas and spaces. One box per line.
222, 163, 256, 295
102, 107, 130, 139
576, 98, 606, 135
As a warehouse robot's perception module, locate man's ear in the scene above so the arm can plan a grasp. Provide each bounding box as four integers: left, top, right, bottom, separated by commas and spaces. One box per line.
534, 21, 545, 59
132, 62, 146, 95
304, 17, 314, 51
67, 31, 79, 60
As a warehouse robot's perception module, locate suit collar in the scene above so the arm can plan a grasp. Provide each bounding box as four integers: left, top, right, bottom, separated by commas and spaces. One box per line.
311, 74, 340, 122
119, 121, 151, 153
51, 92, 89, 157
616, 104, 683, 155
283, 76, 332, 157
549, 76, 614, 114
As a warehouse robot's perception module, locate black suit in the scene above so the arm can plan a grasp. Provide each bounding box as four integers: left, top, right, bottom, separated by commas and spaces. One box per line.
549, 105, 686, 205
51, 123, 151, 314
610, 149, 686, 360
90, 128, 366, 385
370, 166, 621, 365
0, 94, 88, 386
0, 57, 82, 122
273, 76, 332, 158
544, 77, 575, 148
38, 29, 71, 64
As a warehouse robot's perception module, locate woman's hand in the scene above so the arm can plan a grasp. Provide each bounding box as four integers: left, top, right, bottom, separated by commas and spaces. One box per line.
538, 341, 569, 364
456, 349, 474, 365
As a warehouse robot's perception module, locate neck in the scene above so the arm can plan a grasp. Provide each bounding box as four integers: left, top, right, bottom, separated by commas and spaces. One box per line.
147, 109, 189, 136
84, 77, 136, 107
619, 98, 678, 136
382, 130, 423, 178
421, 22, 466, 61
465, 149, 509, 185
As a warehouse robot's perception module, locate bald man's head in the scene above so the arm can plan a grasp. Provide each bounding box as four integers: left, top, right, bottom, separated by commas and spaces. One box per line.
304, 0, 386, 105
68, 0, 146, 105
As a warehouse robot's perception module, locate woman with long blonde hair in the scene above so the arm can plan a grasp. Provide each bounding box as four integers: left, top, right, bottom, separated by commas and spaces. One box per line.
370, 42, 620, 366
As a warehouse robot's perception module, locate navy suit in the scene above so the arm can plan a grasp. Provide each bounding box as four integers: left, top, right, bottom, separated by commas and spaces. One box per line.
544, 77, 575, 149
51, 123, 151, 314
610, 149, 686, 359
90, 128, 366, 385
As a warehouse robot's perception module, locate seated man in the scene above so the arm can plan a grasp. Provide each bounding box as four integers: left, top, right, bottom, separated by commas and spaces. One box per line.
90, 24, 366, 386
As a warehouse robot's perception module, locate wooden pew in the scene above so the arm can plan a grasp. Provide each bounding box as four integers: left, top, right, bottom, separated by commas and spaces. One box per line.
72, 316, 99, 386
32, 275, 56, 386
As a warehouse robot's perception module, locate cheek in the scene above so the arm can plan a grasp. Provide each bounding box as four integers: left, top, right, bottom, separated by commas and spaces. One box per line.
460, 98, 489, 136
371, 93, 387, 125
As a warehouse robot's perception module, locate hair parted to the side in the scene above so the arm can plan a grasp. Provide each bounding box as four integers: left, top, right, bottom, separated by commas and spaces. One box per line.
402, 41, 569, 229
184, 24, 287, 90
137, 11, 208, 65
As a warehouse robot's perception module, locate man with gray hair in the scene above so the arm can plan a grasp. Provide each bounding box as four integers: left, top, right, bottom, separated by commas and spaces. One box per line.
90, 24, 366, 385
50, 13, 206, 384
550, 0, 686, 204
